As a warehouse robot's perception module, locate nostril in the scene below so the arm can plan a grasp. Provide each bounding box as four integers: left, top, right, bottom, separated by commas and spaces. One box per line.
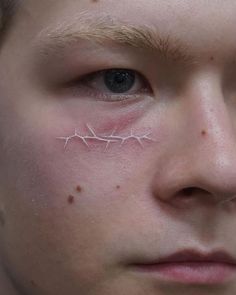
171, 187, 202, 206
177, 187, 211, 201
181, 187, 196, 197
165, 187, 203, 208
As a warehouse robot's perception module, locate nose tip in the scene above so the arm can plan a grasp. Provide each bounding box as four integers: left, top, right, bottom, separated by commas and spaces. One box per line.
152, 155, 236, 207
151, 124, 236, 207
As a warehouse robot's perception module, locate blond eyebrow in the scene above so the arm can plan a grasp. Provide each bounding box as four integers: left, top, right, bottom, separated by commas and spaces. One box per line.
34, 14, 195, 64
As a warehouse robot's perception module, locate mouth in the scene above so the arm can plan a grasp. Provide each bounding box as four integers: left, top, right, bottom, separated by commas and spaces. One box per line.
128, 248, 236, 284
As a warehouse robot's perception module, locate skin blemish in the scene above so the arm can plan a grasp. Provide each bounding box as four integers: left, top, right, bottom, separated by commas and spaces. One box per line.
116, 185, 121, 190
67, 195, 75, 204
201, 130, 207, 136
76, 185, 82, 193
210, 56, 214, 61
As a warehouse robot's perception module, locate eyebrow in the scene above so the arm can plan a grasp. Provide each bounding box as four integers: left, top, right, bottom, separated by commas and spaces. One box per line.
34, 14, 195, 65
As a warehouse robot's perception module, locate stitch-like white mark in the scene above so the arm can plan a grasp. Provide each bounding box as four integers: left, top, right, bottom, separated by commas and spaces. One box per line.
57, 124, 156, 150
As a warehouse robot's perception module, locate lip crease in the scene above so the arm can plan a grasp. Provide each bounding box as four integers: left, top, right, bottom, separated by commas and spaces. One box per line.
154, 249, 236, 264
129, 249, 236, 284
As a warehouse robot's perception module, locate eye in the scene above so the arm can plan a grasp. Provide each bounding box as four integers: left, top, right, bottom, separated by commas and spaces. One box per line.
73, 68, 151, 101
102, 69, 136, 93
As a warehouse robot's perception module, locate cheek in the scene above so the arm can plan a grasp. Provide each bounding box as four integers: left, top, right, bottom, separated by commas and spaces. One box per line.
0, 123, 138, 260
0, 102, 169, 292
0, 94, 160, 221
0, 123, 120, 270
0, 119, 128, 212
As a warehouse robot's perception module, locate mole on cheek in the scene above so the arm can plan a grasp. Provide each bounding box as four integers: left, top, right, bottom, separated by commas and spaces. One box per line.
67, 195, 75, 204
210, 56, 214, 61
201, 130, 207, 136
76, 185, 82, 193
116, 185, 121, 190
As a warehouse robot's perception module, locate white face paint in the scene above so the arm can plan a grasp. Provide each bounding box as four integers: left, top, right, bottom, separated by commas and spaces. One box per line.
57, 124, 156, 151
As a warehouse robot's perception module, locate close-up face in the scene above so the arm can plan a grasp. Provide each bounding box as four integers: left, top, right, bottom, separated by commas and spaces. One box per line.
1, 0, 236, 294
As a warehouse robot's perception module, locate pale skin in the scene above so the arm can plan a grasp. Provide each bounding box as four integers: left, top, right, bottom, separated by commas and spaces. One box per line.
1, 0, 236, 294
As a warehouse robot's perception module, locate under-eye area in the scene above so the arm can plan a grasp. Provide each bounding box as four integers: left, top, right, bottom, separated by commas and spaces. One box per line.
57, 124, 155, 151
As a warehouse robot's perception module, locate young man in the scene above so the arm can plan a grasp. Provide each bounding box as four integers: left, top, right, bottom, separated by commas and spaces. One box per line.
1, 0, 236, 294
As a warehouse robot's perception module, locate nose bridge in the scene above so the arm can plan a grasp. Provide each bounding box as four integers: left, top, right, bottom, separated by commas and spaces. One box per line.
186, 71, 236, 195
186, 70, 236, 157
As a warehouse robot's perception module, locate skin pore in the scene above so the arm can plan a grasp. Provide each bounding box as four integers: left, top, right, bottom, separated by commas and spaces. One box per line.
0, 0, 236, 294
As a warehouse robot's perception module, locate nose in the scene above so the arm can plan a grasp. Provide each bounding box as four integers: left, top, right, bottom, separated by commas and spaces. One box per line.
152, 70, 236, 206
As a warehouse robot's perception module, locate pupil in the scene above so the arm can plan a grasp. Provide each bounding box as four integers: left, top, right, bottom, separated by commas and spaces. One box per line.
104, 69, 135, 93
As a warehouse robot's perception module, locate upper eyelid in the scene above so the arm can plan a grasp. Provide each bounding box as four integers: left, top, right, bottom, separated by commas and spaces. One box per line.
80, 69, 147, 82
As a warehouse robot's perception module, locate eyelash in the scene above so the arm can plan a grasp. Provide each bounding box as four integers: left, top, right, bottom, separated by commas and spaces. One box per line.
69, 69, 152, 102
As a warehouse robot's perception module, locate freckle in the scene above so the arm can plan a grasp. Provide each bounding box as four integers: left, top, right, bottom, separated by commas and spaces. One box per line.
91, 0, 99, 2
68, 195, 75, 204
210, 56, 214, 61
76, 185, 82, 193
116, 185, 121, 190
201, 130, 207, 136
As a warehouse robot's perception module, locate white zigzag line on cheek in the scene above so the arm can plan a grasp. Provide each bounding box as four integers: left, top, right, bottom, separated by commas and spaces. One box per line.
57, 125, 236, 205
56, 124, 156, 150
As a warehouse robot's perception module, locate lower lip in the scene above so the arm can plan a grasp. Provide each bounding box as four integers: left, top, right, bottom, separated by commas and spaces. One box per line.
131, 262, 236, 284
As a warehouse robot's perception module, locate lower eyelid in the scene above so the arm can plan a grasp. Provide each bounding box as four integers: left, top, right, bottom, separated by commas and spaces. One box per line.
74, 87, 146, 102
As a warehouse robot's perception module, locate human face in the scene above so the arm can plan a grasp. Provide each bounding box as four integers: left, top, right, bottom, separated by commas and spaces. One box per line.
0, 1, 236, 294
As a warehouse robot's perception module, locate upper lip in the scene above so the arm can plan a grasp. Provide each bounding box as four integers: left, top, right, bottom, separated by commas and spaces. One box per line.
133, 249, 236, 265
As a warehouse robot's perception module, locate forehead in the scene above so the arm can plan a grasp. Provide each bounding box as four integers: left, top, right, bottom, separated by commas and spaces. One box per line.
9, 0, 236, 60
